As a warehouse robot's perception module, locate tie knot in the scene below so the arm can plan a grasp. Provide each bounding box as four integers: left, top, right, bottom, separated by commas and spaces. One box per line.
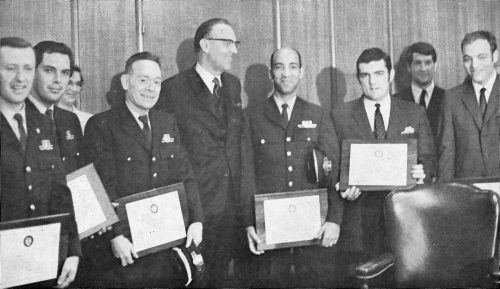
14, 113, 23, 123
138, 115, 149, 128
213, 77, 221, 87
480, 87, 486, 95
45, 108, 53, 119
282, 103, 288, 111
375, 103, 381, 110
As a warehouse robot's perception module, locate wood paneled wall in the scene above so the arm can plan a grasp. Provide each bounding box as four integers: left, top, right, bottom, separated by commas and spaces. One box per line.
1, 0, 499, 114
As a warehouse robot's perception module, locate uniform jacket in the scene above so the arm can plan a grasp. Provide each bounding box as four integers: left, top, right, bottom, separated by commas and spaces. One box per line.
241, 97, 343, 227
437, 75, 500, 180
154, 66, 243, 221
394, 85, 445, 137
26, 99, 84, 173
1, 102, 82, 258
331, 96, 437, 251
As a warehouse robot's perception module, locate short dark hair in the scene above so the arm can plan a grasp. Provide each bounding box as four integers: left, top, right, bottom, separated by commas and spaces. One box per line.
71, 64, 84, 85
0, 37, 33, 49
356, 47, 392, 78
34, 41, 74, 68
461, 30, 497, 54
194, 18, 232, 53
405, 42, 437, 64
270, 47, 302, 68
124, 51, 161, 74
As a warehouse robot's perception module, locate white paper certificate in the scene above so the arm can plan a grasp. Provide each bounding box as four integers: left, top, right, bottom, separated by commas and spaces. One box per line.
67, 175, 107, 234
264, 195, 321, 245
126, 191, 186, 252
349, 143, 408, 186
473, 182, 500, 195
0, 223, 60, 288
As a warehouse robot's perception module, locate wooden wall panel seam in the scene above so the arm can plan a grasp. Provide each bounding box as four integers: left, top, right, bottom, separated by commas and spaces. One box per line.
274, 0, 281, 49
329, 0, 336, 68
387, 0, 394, 93
136, 0, 144, 52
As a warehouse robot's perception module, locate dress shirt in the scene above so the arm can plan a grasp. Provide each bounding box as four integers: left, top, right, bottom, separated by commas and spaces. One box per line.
0, 98, 27, 140
195, 62, 222, 94
125, 100, 150, 130
411, 81, 435, 107
363, 94, 391, 131
273, 94, 297, 121
28, 95, 54, 115
472, 72, 497, 104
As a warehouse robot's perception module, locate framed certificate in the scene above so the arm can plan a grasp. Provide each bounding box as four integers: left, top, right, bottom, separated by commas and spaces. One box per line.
453, 176, 499, 195
66, 163, 119, 239
115, 183, 189, 257
0, 213, 69, 288
254, 189, 328, 251
340, 139, 418, 191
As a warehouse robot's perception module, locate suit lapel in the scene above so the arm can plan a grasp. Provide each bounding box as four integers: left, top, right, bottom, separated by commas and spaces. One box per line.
189, 68, 226, 126
288, 97, 306, 132
460, 79, 483, 130
386, 97, 404, 139
263, 97, 286, 130
118, 104, 151, 150
149, 109, 164, 152
351, 97, 375, 139
483, 75, 500, 126
0, 114, 22, 153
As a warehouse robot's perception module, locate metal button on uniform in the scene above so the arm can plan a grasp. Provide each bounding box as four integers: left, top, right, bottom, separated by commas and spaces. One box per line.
288, 166, 293, 172
28, 185, 33, 191
288, 181, 293, 187
170, 154, 174, 158
51, 164, 55, 169
62, 157, 66, 162
152, 156, 156, 162
30, 204, 36, 211
307, 137, 311, 141
261, 139, 265, 144
127, 157, 131, 162
76, 152, 80, 156
153, 172, 158, 178
286, 137, 291, 142
287, 151, 292, 157
26, 166, 31, 173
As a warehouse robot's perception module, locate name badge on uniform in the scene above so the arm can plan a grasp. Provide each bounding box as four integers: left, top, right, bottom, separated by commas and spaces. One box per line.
161, 134, 174, 143
298, 120, 317, 129
65, 130, 75, 140
39, 139, 54, 151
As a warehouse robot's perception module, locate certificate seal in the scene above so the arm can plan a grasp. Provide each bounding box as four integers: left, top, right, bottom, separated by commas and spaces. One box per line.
374, 150, 384, 158
150, 204, 159, 214
288, 204, 297, 213
24, 235, 34, 247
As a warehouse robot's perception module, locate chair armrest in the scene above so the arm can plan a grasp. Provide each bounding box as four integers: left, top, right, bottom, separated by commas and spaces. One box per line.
355, 253, 395, 280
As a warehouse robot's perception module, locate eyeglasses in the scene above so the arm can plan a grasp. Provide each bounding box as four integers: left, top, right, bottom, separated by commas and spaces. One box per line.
204, 38, 241, 49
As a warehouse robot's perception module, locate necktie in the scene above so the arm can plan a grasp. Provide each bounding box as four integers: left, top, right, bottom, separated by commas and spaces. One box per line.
138, 115, 152, 148
374, 103, 386, 140
281, 103, 289, 128
213, 78, 225, 113
419, 89, 427, 108
45, 108, 55, 134
14, 113, 27, 152
479, 87, 487, 120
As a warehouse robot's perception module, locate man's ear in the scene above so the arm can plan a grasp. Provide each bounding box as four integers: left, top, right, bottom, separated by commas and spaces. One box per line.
299, 66, 305, 80
199, 39, 210, 53
493, 49, 499, 64
389, 68, 395, 83
121, 73, 129, 91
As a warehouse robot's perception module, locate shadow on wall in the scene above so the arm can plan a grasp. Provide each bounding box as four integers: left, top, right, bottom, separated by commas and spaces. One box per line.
176, 38, 197, 73
316, 67, 347, 111
394, 46, 411, 93
106, 72, 126, 108
244, 63, 273, 109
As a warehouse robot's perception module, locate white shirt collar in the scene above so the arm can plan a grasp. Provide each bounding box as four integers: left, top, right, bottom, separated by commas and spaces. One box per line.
125, 100, 150, 130
28, 95, 54, 114
472, 72, 497, 103
273, 94, 297, 121
0, 98, 27, 140
195, 62, 222, 94
363, 94, 391, 131
411, 81, 435, 105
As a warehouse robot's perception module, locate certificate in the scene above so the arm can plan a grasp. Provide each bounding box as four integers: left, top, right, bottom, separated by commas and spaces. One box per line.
115, 183, 189, 257
340, 139, 417, 191
66, 164, 119, 239
254, 189, 328, 250
454, 176, 500, 196
0, 213, 69, 288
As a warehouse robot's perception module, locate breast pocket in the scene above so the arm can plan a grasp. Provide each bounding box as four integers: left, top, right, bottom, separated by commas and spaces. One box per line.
294, 127, 319, 144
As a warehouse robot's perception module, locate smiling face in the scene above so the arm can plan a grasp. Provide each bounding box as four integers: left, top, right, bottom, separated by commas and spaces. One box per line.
121, 59, 162, 112
201, 23, 238, 74
358, 59, 394, 102
32, 52, 71, 105
462, 38, 499, 85
408, 53, 436, 87
270, 48, 304, 97
0, 46, 35, 105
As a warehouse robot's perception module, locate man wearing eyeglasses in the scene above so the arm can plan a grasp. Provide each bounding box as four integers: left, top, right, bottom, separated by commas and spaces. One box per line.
154, 18, 243, 287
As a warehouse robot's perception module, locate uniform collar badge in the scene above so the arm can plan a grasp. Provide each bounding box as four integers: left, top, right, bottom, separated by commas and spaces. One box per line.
39, 139, 53, 151
161, 134, 174, 143
65, 130, 75, 140
298, 120, 317, 128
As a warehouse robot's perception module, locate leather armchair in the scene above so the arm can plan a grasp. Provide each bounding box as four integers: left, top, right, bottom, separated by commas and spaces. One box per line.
354, 183, 500, 288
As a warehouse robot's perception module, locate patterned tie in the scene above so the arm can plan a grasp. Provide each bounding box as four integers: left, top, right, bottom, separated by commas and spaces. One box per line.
419, 89, 427, 109
479, 87, 487, 120
212, 77, 224, 113
138, 114, 151, 148
374, 103, 386, 140
281, 103, 289, 128
14, 113, 27, 152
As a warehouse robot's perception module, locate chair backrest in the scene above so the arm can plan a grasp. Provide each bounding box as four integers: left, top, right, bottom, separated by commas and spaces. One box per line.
385, 183, 499, 287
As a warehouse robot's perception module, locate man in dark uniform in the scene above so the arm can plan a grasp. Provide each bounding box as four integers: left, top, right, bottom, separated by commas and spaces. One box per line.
154, 18, 243, 286
394, 42, 444, 139
241, 47, 344, 287
26, 41, 83, 174
82, 51, 204, 287
0, 37, 81, 288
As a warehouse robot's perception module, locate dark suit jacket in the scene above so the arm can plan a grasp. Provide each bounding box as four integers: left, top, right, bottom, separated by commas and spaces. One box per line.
1, 102, 81, 258
82, 103, 203, 286
155, 66, 243, 223
331, 96, 437, 252
241, 97, 343, 227
437, 75, 500, 180
25, 99, 84, 174
394, 85, 445, 137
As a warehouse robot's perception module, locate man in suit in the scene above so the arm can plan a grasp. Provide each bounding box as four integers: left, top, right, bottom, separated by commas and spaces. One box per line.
82, 51, 203, 287
0, 36, 81, 288
27, 41, 83, 174
331, 48, 435, 264
437, 30, 499, 181
242, 47, 343, 287
394, 42, 444, 138
154, 18, 243, 286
